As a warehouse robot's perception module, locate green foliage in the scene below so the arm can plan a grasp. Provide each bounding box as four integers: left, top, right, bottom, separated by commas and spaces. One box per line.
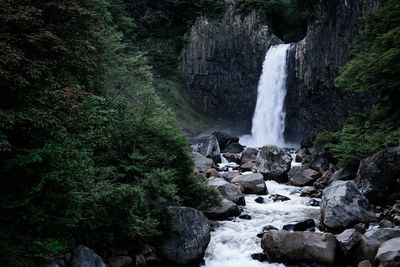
0, 1, 218, 266
326, 0, 400, 167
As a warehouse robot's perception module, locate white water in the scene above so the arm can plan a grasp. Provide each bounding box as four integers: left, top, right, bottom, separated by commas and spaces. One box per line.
241, 44, 290, 148
203, 181, 320, 267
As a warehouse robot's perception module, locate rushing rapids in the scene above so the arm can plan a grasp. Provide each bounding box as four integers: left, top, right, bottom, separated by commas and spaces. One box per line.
241, 44, 290, 148
203, 180, 320, 267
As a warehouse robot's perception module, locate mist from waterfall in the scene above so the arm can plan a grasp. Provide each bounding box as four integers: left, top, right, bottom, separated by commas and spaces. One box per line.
241, 44, 290, 148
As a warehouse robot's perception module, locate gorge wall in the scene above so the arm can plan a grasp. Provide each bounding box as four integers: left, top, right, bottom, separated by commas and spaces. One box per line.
181, 5, 281, 133
181, 0, 379, 139
284, 0, 380, 143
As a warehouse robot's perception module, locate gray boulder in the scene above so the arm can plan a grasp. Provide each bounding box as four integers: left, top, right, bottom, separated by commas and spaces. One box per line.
161, 207, 210, 266
192, 152, 213, 171
336, 229, 362, 254
191, 135, 220, 162
231, 173, 267, 195
321, 181, 369, 232
288, 166, 321, 186
375, 237, 400, 266
206, 177, 245, 205
256, 146, 292, 182
355, 147, 400, 205
241, 147, 259, 165
353, 228, 400, 263
71, 246, 107, 267
261, 230, 337, 266
212, 131, 239, 151
204, 199, 241, 220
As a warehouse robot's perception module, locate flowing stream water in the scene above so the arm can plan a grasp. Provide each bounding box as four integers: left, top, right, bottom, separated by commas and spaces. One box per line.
241, 44, 290, 148
203, 44, 319, 266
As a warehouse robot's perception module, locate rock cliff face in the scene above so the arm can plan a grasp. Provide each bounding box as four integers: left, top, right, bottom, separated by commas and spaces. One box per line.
181, 5, 281, 132
181, 0, 379, 139
284, 0, 379, 143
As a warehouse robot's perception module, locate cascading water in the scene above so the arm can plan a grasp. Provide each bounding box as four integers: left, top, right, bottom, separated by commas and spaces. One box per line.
241, 44, 290, 148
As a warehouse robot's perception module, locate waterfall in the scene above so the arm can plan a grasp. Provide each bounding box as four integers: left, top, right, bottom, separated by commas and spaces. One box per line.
241, 44, 290, 148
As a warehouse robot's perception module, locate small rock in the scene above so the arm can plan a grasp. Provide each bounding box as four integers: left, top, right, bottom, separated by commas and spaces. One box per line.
222, 152, 241, 164
262, 225, 278, 232
269, 194, 290, 202
255, 197, 265, 204
239, 214, 251, 220
306, 199, 320, 207
205, 168, 220, 178
292, 219, 316, 231
251, 253, 268, 262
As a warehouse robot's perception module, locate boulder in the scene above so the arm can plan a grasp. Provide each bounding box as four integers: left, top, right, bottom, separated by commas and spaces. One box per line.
71, 246, 107, 267
355, 147, 400, 205
240, 161, 256, 172
205, 168, 220, 178
191, 135, 220, 162
358, 260, 373, 267
241, 147, 259, 165
206, 177, 245, 205
192, 152, 213, 172
321, 181, 370, 232
336, 229, 362, 254
161, 207, 210, 266
204, 199, 241, 220
261, 230, 337, 266
222, 152, 241, 164
375, 237, 400, 266
353, 228, 400, 263
251, 253, 268, 262
256, 146, 292, 182
212, 131, 239, 151
288, 166, 321, 186
222, 142, 244, 153
282, 219, 315, 232
231, 173, 267, 195
221, 171, 241, 182
329, 168, 352, 183
310, 152, 333, 173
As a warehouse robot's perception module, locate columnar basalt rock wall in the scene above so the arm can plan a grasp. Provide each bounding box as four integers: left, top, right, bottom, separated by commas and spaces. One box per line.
181, 5, 281, 132
284, 0, 380, 143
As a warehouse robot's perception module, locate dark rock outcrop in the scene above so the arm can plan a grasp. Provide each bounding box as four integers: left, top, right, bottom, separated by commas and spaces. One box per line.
355, 147, 400, 205
284, 0, 379, 143
212, 131, 239, 151
181, 5, 281, 132
161, 207, 210, 266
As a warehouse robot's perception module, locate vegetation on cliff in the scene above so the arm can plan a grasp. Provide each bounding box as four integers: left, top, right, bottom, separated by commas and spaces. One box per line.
0, 1, 218, 266
316, 0, 400, 168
